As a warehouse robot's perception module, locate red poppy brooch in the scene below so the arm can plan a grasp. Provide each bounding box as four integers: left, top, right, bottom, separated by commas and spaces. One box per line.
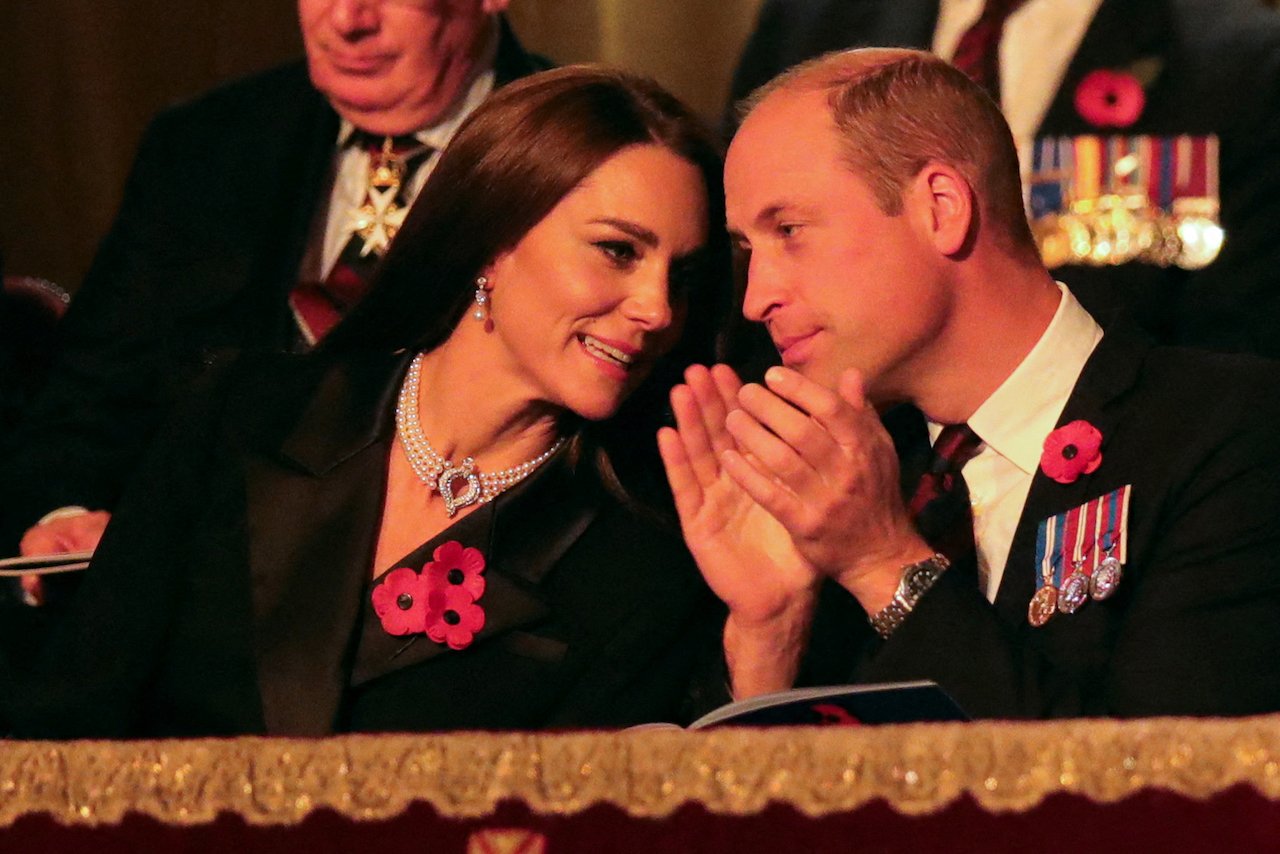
371, 540, 487, 650
1040, 420, 1103, 484
1074, 69, 1145, 128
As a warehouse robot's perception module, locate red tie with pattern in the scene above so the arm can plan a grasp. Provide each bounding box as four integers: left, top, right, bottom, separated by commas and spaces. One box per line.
949, 0, 1030, 100
907, 423, 984, 565
290, 134, 432, 345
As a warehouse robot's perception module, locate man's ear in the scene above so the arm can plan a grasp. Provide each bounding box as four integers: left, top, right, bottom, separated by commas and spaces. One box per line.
910, 162, 974, 257
481, 0, 511, 13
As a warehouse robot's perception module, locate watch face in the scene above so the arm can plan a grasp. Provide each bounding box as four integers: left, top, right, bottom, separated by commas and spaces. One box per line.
903, 564, 939, 597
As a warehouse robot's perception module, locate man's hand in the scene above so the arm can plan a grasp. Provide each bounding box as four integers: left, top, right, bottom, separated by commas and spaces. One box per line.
19, 511, 111, 557
18, 510, 110, 605
720, 366, 933, 612
659, 364, 818, 697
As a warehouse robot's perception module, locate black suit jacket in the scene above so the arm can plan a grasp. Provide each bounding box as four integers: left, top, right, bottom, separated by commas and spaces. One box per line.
0, 22, 549, 552
2, 350, 718, 737
729, 0, 1280, 356
804, 319, 1280, 718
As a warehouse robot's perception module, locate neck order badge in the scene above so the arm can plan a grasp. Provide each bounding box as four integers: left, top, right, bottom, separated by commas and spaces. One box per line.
291, 134, 434, 345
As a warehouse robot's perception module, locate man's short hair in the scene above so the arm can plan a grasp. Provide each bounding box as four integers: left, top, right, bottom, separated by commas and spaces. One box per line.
741, 48, 1036, 256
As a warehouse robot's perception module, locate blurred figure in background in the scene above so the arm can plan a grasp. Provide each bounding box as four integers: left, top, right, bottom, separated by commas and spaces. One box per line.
0, 0, 548, 569
729, 0, 1280, 358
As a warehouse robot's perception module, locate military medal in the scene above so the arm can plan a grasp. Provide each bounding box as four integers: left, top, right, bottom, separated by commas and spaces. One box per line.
1172, 136, 1224, 270
1090, 485, 1131, 600
1058, 568, 1090, 614
1091, 552, 1123, 600
1054, 494, 1095, 614
1057, 491, 1097, 615
1028, 134, 1223, 271
1029, 512, 1067, 627
1031, 485, 1132, 624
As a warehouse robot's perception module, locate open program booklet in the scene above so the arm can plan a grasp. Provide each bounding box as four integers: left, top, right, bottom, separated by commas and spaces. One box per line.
682, 680, 968, 729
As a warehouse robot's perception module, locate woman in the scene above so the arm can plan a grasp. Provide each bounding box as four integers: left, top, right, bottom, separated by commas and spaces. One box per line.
5, 66, 731, 737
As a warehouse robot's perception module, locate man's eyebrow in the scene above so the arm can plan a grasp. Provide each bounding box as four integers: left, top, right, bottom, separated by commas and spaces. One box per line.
590, 218, 659, 247
727, 202, 808, 237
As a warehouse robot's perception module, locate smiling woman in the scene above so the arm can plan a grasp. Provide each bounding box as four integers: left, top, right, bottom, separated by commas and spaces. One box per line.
3, 66, 733, 738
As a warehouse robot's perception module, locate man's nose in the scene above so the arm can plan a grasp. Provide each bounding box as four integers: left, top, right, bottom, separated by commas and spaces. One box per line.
741, 252, 784, 322
327, 0, 381, 36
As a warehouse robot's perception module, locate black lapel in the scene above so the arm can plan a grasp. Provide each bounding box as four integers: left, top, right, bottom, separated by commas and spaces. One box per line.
1037, 0, 1173, 134
872, 0, 940, 50
245, 350, 406, 734
992, 323, 1151, 626
493, 16, 553, 86
253, 67, 341, 342
350, 448, 600, 685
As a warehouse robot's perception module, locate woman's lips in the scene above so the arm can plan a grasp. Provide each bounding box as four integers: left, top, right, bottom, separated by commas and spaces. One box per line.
579, 333, 638, 381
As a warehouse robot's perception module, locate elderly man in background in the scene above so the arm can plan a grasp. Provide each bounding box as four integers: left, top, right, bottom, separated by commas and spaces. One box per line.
1, 0, 547, 571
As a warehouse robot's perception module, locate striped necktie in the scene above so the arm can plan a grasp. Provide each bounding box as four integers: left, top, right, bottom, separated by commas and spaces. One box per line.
949, 0, 1029, 101
907, 423, 984, 565
290, 133, 433, 345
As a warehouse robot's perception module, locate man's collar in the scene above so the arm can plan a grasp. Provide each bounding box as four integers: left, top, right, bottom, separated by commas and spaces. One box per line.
947, 283, 1103, 473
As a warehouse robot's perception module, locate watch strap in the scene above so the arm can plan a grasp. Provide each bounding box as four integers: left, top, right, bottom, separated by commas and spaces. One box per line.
868, 553, 951, 639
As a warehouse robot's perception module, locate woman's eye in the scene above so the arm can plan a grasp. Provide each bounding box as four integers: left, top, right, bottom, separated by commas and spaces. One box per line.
597, 240, 639, 265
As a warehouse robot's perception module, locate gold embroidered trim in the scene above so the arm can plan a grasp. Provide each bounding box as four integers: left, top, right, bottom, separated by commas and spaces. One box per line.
4, 716, 1280, 827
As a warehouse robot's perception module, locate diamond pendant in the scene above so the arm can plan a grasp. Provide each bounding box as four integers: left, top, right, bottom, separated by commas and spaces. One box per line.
437, 457, 482, 517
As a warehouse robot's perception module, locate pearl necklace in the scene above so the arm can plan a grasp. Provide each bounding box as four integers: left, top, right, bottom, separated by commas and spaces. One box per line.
395, 352, 567, 517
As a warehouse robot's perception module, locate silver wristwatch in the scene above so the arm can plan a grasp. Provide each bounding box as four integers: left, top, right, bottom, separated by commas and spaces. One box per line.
868, 554, 951, 639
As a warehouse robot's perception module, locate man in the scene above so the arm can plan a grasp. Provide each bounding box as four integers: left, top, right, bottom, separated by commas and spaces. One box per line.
660, 48, 1280, 718
727, 0, 1280, 358
0, 0, 547, 565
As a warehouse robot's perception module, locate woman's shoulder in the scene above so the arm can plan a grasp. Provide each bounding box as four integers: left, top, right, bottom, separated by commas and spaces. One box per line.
179, 348, 406, 449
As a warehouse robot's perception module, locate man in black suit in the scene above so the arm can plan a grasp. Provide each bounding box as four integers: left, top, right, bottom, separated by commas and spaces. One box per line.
0, 0, 547, 565
728, 0, 1280, 358
660, 47, 1280, 717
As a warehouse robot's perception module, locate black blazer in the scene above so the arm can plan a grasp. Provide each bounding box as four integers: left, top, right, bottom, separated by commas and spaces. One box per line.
728, 0, 1280, 357
2, 351, 719, 737
805, 319, 1280, 718
0, 22, 550, 552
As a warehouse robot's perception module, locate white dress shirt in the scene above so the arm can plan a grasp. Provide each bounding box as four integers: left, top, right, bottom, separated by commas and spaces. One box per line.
316, 67, 496, 278
929, 284, 1103, 600
934, 0, 1104, 183
299, 23, 499, 282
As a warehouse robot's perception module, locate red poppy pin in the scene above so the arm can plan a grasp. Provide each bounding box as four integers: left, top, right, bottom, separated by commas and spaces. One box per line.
1040, 420, 1103, 484
371, 540, 487, 649
1074, 69, 1145, 128
425, 539, 487, 599
371, 567, 433, 635
426, 585, 487, 650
